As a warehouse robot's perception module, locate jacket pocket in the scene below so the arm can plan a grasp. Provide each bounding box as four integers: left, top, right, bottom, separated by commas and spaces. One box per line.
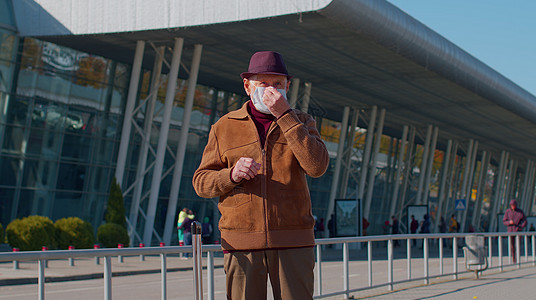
269, 189, 313, 229
218, 187, 254, 231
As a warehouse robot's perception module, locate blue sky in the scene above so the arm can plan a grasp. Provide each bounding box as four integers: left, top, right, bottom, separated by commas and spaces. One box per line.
388, 0, 536, 97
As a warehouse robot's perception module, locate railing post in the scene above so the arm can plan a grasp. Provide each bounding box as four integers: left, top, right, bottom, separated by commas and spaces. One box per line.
508, 235, 512, 264
42, 246, 48, 268
423, 238, 429, 284
388, 239, 393, 291
192, 221, 203, 300
207, 251, 215, 300
516, 235, 521, 268
452, 237, 458, 280
94, 244, 101, 265
12, 248, 19, 269
368, 241, 373, 287
407, 238, 411, 280
139, 243, 145, 261
38, 259, 45, 300
118, 243, 124, 263
532, 233, 536, 266
104, 256, 112, 300
524, 235, 528, 263
499, 236, 503, 271
343, 242, 350, 299
161, 253, 167, 300
316, 244, 323, 295
488, 237, 493, 268
68, 245, 75, 266
439, 237, 444, 275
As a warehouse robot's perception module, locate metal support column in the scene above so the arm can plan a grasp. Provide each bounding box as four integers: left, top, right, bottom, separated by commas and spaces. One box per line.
490, 151, 508, 232
434, 140, 453, 232
461, 140, 478, 231
129, 46, 165, 243
422, 126, 439, 205
163, 44, 203, 246
339, 109, 360, 198
397, 126, 416, 221
358, 106, 377, 206
415, 125, 433, 205
143, 38, 184, 246
458, 140, 474, 222
389, 125, 408, 218
364, 108, 385, 219
472, 151, 490, 229
325, 107, 351, 237
301, 82, 312, 113
115, 40, 145, 186
289, 78, 300, 109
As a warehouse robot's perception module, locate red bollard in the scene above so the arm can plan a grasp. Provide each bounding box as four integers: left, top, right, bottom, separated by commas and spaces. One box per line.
117, 243, 124, 263
68, 245, 75, 266
139, 243, 145, 261
12, 248, 19, 270
94, 244, 101, 265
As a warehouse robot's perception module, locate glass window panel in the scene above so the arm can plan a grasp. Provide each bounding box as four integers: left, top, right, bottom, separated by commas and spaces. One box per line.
61, 132, 91, 161
52, 192, 84, 221
0, 61, 13, 92
114, 62, 129, 89
5, 96, 29, 125
17, 190, 34, 218
0, 30, 16, 61
56, 163, 87, 191
20, 38, 42, 70
0, 156, 19, 186
92, 137, 116, 164
21, 158, 58, 189
2, 124, 25, 153
0, 187, 14, 226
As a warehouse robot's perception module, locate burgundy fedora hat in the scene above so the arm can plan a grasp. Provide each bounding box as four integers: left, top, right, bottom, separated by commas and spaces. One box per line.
240, 51, 292, 79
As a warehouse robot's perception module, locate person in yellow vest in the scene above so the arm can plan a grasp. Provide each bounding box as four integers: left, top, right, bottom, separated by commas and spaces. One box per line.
177, 208, 195, 246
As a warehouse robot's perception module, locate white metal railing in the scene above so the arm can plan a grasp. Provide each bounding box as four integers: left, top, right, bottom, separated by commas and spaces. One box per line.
1, 231, 535, 300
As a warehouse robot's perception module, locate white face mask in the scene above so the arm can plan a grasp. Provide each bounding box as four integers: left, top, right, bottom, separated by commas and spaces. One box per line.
251, 86, 287, 115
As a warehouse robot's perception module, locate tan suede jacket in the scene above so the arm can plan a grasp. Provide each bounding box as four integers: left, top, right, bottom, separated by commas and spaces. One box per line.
192, 102, 329, 250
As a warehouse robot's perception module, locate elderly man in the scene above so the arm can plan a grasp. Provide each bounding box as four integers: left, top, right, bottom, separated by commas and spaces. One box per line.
502, 199, 527, 263
193, 51, 329, 299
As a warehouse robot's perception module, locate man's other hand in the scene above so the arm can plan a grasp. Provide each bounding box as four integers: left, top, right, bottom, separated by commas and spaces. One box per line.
231, 157, 261, 182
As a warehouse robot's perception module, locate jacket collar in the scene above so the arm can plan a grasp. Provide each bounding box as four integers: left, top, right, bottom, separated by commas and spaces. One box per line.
227, 101, 251, 120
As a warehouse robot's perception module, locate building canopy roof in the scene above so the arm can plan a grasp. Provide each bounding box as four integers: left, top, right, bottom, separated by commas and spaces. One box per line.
16, 0, 536, 162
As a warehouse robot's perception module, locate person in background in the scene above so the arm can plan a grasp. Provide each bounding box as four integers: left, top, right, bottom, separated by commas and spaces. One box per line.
201, 216, 213, 244
362, 217, 370, 236
502, 199, 527, 263
529, 223, 535, 232
177, 207, 195, 246
328, 214, 336, 238
410, 215, 419, 247
192, 51, 329, 299
438, 216, 448, 246
178, 212, 195, 258
391, 216, 400, 247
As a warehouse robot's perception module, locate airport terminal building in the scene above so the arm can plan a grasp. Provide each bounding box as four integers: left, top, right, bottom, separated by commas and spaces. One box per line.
2, 0, 536, 246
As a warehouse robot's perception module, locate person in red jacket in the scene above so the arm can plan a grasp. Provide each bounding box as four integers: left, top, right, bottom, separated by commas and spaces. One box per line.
193, 51, 329, 299
502, 199, 527, 263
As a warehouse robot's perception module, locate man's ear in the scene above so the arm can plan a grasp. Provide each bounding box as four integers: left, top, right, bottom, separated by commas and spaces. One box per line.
286, 79, 291, 93
243, 78, 251, 96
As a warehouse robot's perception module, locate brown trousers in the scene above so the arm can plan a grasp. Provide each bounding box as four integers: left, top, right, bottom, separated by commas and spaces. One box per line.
223, 247, 314, 300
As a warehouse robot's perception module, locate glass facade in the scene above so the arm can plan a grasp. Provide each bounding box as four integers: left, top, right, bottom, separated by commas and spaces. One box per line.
0, 31, 337, 242
0, 4, 407, 243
